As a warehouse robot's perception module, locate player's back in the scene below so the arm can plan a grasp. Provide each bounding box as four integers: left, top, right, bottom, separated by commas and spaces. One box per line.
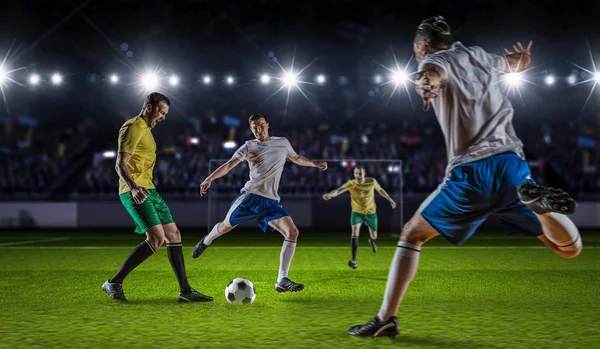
419, 42, 524, 172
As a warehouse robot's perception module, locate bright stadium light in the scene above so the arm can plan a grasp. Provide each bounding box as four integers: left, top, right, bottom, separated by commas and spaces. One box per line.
223, 141, 237, 149
169, 75, 179, 86
544, 75, 555, 86
595, 72, 600, 83
190, 137, 199, 145
0, 68, 6, 84
102, 151, 116, 158
391, 70, 408, 85
202, 75, 212, 84
51, 73, 63, 85
260, 73, 271, 84
225, 76, 234, 85
109, 74, 119, 84
282, 71, 298, 87
29, 74, 41, 85
373, 75, 383, 84
505, 72, 522, 86
567, 75, 577, 85
141, 73, 158, 89
316, 74, 326, 84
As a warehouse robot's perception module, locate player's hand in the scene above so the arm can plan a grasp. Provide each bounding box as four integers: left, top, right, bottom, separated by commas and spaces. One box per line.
314, 161, 328, 170
200, 180, 212, 196
322, 193, 331, 201
415, 71, 438, 112
504, 40, 533, 56
390, 200, 397, 209
131, 186, 149, 205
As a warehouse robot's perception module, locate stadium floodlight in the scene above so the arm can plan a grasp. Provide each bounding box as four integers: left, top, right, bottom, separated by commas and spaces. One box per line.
169, 75, 179, 86
190, 137, 199, 144
282, 71, 298, 87
567, 75, 577, 85
202, 75, 212, 84
544, 75, 555, 86
260, 74, 271, 84
595, 72, 600, 83
373, 75, 383, 84
102, 151, 116, 158
223, 141, 237, 149
51, 73, 63, 85
141, 73, 158, 89
391, 70, 408, 85
29, 74, 41, 85
505, 72, 522, 86
0, 68, 5, 84
316, 74, 326, 84
109, 74, 119, 84
225, 76, 234, 85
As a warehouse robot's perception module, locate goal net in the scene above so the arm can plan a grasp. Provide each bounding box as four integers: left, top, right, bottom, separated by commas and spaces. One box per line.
206, 158, 403, 235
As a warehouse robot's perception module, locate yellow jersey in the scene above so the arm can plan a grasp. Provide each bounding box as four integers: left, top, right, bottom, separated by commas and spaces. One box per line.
342, 177, 381, 215
117, 116, 157, 194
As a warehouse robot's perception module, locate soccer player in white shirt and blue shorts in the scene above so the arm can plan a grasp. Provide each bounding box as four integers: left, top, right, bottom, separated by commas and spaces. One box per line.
192, 113, 328, 293
349, 16, 582, 338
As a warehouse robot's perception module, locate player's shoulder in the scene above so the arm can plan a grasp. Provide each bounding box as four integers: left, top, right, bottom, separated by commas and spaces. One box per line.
120, 116, 145, 130
270, 136, 289, 143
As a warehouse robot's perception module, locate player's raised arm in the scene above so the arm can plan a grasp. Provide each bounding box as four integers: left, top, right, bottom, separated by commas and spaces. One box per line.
285, 138, 327, 170
200, 158, 242, 196
322, 185, 349, 201
503, 40, 532, 73
375, 184, 397, 209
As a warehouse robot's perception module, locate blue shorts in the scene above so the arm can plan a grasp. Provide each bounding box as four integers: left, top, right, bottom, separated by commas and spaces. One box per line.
224, 191, 290, 233
419, 152, 543, 245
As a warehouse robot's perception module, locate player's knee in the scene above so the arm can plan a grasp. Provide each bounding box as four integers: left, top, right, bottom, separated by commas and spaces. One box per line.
288, 226, 300, 240
399, 225, 429, 246
165, 229, 181, 243
146, 236, 164, 251
559, 240, 583, 259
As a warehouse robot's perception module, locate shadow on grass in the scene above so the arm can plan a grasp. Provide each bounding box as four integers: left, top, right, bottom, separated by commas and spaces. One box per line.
392, 334, 503, 349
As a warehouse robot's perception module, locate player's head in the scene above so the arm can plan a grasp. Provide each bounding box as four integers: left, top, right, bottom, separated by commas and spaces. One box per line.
142, 92, 170, 128
249, 113, 270, 141
413, 16, 453, 62
353, 165, 366, 183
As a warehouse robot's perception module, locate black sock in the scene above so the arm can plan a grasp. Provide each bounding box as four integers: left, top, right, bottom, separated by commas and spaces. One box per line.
110, 240, 155, 284
351, 237, 358, 261
167, 243, 191, 293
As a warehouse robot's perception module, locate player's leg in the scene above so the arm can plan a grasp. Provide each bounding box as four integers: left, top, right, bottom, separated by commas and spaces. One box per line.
349, 212, 363, 269
192, 192, 257, 258
348, 213, 439, 337
163, 223, 213, 302
518, 183, 581, 257
102, 192, 164, 301
365, 214, 379, 253
268, 215, 304, 293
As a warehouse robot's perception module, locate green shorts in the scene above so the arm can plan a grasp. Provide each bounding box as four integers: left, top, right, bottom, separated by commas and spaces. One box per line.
350, 212, 378, 232
119, 189, 175, 234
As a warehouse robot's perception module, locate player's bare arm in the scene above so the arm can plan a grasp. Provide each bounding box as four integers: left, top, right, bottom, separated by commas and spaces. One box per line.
200, 158, 242, 196
503, 40, 532, 73
376, 188, 397, 209
115, 152, 149, 204
415, 63, 446, 111
288, 154, 328, 170
322, 186, 349, 200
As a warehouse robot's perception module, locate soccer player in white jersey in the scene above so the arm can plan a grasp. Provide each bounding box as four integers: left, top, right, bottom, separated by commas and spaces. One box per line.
349, 16, 582, 338
191, 113, 328, 293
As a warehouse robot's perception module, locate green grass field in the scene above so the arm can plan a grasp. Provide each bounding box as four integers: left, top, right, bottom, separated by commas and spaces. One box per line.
1, 230, 599, 349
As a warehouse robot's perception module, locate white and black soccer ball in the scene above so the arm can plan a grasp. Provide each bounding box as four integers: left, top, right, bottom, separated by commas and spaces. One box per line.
225, 278, 256, 304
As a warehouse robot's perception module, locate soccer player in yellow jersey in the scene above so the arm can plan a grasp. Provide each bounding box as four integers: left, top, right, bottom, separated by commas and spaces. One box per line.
323, 165, 397, 269
101, 92, 212, 303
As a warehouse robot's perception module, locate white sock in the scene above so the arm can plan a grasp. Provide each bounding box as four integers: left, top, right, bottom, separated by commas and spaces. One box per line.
278, 240, 297, 282
538, 213, 582, 252
377, 241, 421, 321
204, 224, 221, 245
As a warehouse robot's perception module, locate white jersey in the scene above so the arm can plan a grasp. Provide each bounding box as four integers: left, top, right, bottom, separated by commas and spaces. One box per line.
232, 137, 297, 201
418, 41, 525, 173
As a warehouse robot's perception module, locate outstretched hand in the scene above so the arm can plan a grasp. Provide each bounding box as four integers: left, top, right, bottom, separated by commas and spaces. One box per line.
504, 40, 533, 56
314, 161, 328, 171
200, 180, 212, 196
415, 71, 439, 111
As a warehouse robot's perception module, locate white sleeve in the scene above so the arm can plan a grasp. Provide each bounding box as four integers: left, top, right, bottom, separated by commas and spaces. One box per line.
232, 143, 248, 161
472, 46, 507, 72
284, 138, 297, 157
418, 53, 449, 73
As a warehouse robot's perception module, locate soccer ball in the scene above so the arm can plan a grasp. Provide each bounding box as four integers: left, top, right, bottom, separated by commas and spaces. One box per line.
225, 278, 256, 304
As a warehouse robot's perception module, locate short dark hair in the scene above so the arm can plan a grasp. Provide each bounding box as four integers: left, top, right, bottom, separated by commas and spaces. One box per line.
415, 16, 453, 51
249, 113, 268, 124
354, 164, 366, 172
143, 92, 171, 109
